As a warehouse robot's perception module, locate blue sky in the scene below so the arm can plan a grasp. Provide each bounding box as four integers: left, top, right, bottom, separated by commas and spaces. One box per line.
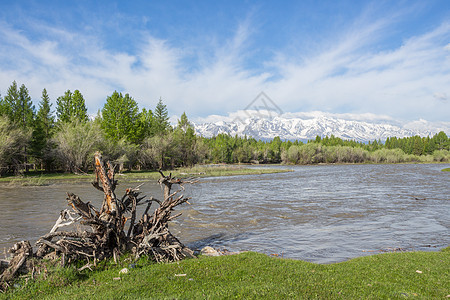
0, 0, 449, 124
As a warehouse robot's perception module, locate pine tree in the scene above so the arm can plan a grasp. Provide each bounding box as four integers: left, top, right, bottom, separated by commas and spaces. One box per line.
31, 89, 55, 170
174, 112, 196, 166
2, 82, 35, 171
71, 90, 88, 122
412, 136, 424, 155
3, 81, 19, 121
37, 89, 54, 138
0, 92, 4, 116
56, 90, 72, 123
2, 82, 36, 129
154, 98, 170, 135
16, 84, 35, 129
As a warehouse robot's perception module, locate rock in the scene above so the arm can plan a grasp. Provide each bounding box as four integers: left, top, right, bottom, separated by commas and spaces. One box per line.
200, 246, 220, 256
119, 268, 129, 274
128, 263, 136, 269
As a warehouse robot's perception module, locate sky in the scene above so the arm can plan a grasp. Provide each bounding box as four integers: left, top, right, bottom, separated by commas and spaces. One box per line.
0, 0, 449, 125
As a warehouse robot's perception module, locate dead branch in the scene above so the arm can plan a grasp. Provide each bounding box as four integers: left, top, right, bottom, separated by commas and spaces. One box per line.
1, 152, 198, 290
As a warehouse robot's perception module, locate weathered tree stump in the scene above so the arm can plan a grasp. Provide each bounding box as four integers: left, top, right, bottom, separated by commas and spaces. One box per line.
0, 152, 196, 291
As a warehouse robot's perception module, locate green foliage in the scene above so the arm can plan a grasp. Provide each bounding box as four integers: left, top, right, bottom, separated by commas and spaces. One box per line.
173, 112, 199, 166
100, 138, 140, 172
134, 108, 156, 142
1, 80, 18, 119
140, 133, 175, 169
0, 92, 3, 115
4, 250, 449, 299
0, 81, 449, 174
56, 90, 88, 123
0, 116, 31, 175
0, 82, 35, 170
53, 119, 103, 173
2, 81, 35, 128
153, 97, 170, 134
101, 91, 140, 143
31, 89, 56, 170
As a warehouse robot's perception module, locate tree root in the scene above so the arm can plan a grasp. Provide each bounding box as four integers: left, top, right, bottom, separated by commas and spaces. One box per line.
0, 152, 197, 291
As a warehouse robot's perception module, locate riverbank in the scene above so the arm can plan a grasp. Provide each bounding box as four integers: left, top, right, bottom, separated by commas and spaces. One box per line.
0, 165, 293, 186
2, 247, 449, 299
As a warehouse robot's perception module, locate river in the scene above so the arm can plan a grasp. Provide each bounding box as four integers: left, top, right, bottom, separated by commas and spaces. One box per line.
1, 163, 449, 263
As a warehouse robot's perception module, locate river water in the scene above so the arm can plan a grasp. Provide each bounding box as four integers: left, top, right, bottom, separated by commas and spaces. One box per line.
0, 163, 449, 263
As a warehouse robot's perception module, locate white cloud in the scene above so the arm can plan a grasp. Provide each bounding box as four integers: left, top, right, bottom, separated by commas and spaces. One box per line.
0, 12, 449, 125
433, 92, 448, 102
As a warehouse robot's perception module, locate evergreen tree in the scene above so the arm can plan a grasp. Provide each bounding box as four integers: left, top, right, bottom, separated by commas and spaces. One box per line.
2, 82, 35, 171
16, 84, 35, 129
3, 82, 35, 128
173, 112, 196, 166
434, 131, 449, 150
36, 89, 54, 138
0, 93, 4, 116
412, 136, 424, 155
56, 90, 72, 123
154, 98, 170, 134
31, 89, 55, 170
71, 90, 88, 122
2, 81, 36, 128
2, 81, 19, 119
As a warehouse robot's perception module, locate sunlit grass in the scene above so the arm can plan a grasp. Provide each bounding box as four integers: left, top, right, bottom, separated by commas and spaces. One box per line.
3, 247, 449, 299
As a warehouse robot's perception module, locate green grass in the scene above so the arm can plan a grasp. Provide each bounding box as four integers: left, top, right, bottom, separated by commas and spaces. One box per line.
0, 166, 292, 185
3, 248, 449, 299
442, 168, 450, 172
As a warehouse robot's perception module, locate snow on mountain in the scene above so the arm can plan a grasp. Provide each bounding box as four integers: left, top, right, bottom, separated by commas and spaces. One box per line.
193, 113, 446, 142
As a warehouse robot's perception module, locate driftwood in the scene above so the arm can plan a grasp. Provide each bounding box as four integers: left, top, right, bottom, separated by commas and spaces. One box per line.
0, 152, 196, 291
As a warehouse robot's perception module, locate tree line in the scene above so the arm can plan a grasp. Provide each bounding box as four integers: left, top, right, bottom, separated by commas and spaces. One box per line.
0, 81, 449, 175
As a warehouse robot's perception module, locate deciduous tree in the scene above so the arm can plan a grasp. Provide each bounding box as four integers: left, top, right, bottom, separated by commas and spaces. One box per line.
53, 119, 102, 173
56, 89, 88, 123
101, 91, 140, 143
0, 116, 30, 175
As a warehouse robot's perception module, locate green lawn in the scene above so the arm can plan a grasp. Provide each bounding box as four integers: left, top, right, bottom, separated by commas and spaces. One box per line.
3, 248, 449, 299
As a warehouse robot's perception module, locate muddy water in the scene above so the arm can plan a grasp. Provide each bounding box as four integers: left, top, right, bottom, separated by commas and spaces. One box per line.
1, 164, 449, 263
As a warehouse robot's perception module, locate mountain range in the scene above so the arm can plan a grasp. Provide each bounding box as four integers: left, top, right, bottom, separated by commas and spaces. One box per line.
193, 113, 449, 142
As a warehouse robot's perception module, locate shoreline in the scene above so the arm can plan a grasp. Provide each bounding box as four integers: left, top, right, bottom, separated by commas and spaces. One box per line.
1, 161, 448, 185
0, 165, 293, 186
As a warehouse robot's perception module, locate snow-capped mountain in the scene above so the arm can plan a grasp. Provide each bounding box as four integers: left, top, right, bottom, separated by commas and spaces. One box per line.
193, 114, 448, 142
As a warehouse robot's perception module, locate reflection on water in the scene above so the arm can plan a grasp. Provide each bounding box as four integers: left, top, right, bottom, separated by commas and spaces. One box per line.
1, 163, 449, 263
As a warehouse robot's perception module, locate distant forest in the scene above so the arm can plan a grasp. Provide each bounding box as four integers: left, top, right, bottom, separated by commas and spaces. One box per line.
0, 81, 449, 175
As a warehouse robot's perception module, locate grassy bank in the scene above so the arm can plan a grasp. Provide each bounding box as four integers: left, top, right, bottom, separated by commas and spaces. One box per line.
0, 165, 292, 185
442, 168, 450, 172
2, 248, 449, 299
